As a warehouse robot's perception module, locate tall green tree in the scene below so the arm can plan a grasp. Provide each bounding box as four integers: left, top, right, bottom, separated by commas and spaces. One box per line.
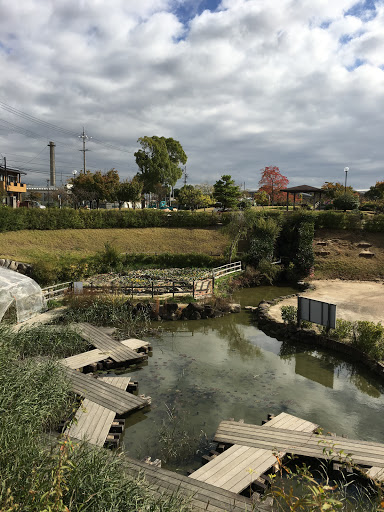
213, 174, 241, 209
117, 177, 143, 209
178, 185, 203, 210
365, 181, 384, 200
134, 136, 187, 193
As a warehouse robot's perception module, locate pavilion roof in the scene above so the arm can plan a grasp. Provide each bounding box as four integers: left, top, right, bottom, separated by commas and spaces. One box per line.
281, 185, 322, 193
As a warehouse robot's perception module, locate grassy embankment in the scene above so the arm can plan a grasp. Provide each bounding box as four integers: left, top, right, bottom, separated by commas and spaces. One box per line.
314, 229, 384, 281
0, 227, 229, 262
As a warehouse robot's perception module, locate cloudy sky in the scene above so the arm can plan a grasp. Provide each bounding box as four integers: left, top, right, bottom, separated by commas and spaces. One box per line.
0, 0, 383, 189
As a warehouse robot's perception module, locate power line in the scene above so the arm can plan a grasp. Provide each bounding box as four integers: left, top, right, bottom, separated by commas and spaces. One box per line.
0, 100, 132, 154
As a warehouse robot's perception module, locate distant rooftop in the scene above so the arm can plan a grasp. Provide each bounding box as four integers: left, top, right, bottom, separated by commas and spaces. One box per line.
281, 185, 322, 193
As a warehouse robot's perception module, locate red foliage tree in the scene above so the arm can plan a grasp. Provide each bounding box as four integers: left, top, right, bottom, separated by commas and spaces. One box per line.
258, 166, 289, 205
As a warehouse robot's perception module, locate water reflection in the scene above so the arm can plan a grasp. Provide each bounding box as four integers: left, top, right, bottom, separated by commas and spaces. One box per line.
120, 286, 384, 470
295, 352, 335, 388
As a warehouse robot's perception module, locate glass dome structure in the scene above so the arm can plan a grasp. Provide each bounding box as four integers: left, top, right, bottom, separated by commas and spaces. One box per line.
0, 267, 46, 323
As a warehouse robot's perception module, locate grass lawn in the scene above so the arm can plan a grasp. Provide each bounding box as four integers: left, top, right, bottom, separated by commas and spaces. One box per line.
0, 227, 229, 262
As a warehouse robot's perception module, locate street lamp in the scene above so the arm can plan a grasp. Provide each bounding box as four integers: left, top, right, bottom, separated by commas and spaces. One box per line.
344, 167, 349, 193
72, 169, 77, 179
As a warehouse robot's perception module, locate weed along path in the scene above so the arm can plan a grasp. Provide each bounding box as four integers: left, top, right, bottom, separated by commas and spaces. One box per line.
268, 280, 384, 325
120, 287, 384, 473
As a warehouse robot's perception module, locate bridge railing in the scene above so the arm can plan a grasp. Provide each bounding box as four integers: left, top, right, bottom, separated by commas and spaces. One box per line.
212, 261, 242, 280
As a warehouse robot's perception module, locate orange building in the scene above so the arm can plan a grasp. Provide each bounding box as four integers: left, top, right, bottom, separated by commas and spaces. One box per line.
0, 165, 27, 207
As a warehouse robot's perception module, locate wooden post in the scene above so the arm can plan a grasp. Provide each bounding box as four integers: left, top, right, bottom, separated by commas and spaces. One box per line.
151, 281, 154, 298
193, 280, 195, 299
131, 284, 133, 299
172, 281, 175, 299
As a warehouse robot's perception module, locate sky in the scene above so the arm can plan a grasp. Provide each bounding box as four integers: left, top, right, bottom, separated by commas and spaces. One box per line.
0, 0, 383, 190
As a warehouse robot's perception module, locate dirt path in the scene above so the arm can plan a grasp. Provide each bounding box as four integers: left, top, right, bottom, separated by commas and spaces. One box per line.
269, 280, 384, 325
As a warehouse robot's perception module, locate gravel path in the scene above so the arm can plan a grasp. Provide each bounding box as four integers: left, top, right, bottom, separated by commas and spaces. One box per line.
269, 280, 384, 325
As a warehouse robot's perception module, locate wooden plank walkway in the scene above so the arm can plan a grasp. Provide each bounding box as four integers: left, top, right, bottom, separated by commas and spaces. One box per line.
60, 348, 108, 369
75, 323, 146, 363
66, 376, 131, 446
65, 368, 148, 414
190, 413, 318, 493
122, 456, 271, 512
214, 421, 384, 468
366, 466, 384, 482
120, 338, 151, 352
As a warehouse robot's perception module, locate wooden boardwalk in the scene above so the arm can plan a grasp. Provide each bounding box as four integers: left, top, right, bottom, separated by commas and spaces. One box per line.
65, 368, 148, 414
122, 456, 271, 512
214, 421, 384, 469
367, 466, 384, 482
189, 413, 318, 493
75, 323, 146, 363
60, 348, 108, 369
66, 376, 131, 446
120, 338, 152, 353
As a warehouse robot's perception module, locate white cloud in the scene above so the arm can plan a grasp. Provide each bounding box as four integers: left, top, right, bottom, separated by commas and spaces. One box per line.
0, 0, 383, 188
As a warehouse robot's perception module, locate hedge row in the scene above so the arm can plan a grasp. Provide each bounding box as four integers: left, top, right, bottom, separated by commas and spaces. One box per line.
0, 207, 230, 231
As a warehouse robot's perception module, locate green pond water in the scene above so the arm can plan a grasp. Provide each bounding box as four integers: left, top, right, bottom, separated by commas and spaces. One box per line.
121, 286, 384, 473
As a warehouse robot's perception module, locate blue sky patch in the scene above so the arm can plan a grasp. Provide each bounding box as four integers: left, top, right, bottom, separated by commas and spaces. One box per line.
0, 41, 12, 54
346, 58, 366, 71
345, 0, 377, 20
173, 0, 222, 25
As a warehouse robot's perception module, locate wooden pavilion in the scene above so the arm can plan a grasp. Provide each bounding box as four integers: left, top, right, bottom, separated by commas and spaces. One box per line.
281, 185, 323, 211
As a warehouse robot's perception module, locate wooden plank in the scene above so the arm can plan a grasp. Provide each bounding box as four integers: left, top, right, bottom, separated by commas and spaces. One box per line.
65, 368, 147, 414
214, 423, 384, 468
267, 413, 318, 433
67, 399, 115, 446
121, 456, 270, 512
75, 323, 145, 363
120, 338, 151, 352
99, 376, 131, 390
190, 413, 319, 494
366, 467, 384, 481
60, 348, 108, 369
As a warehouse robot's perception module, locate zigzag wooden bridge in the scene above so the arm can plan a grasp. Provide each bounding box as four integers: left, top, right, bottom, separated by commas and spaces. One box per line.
189, 413, 318, 495
214, 417, 384, 473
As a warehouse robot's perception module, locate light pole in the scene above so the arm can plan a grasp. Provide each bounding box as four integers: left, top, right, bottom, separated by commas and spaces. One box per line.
72, 170, 77, 208
47, 179, 50, 207
344, 167, 349, 193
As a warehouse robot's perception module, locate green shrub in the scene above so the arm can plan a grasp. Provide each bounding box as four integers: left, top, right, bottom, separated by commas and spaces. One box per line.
247, 216, 281, 267
0, 208, 223, 232
333, 193, 360, 211
352, 321, 384, 360
364, 214, 384, 233
281, 305, 297, 325
330, 318, 354, 341
314, 211, 347, 230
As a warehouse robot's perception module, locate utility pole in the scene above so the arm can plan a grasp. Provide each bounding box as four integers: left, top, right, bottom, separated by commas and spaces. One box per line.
78, 128, 90, 173
183, 166, 188, 186
47, 141, 56, 186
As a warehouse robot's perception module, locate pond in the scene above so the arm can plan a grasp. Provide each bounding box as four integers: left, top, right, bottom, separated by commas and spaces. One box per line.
121, 286, 384, 473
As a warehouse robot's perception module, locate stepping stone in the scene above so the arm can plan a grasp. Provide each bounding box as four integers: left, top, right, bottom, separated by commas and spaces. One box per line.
357, 242, 372, 248
315, 250, 330, 256
359, 250, 375, 258
316, 241, 327, 246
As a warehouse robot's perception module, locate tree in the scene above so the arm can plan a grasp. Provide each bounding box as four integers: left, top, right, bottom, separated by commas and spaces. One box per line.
134, 136, 187, 193
93, 168, 120, 205
177, 185, 203, 210
117, 178, 143, 209
321, 181, 354, 199
254, 190, 269, 206
258, 166, 289, 205
213, 175, 242, 209
365, 181, 384, 200
71, 171, 97, 206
